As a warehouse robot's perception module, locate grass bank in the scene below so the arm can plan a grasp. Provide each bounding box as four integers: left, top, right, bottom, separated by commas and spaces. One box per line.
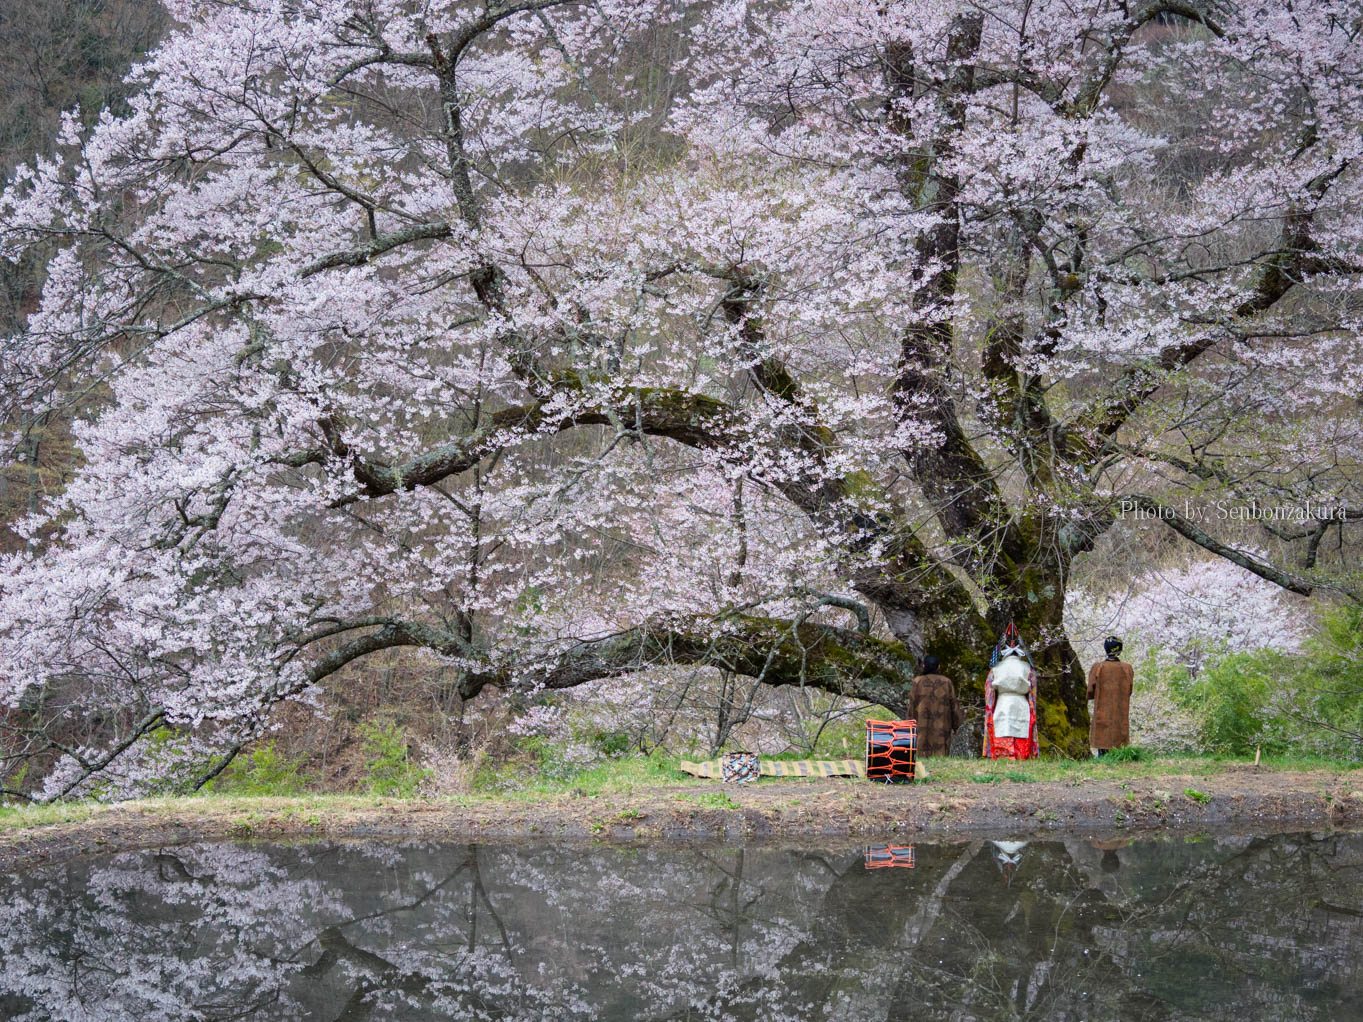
916, 751, 1360, 785
463, 749, 1362, 799
2, 750, 1357, 839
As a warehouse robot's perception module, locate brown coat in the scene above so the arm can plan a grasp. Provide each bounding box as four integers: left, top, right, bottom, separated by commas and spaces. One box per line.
1087, 659, 1134, 750
908, 673, 964, 758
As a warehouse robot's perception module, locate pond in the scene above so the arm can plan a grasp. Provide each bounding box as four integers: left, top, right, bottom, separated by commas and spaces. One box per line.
1, 830, 1359, 1020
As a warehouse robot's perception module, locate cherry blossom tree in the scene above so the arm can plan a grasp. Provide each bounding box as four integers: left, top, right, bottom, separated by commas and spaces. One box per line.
2, 0, 1361, 794
1069, 555, 1309, 676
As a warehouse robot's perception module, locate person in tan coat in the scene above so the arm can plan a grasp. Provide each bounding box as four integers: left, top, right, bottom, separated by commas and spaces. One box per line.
1087, 636, 1134, 755
909, 655, 964, 758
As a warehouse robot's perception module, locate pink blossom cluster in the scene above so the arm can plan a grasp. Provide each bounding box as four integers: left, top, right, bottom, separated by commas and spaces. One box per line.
1068, 556, 1309, 676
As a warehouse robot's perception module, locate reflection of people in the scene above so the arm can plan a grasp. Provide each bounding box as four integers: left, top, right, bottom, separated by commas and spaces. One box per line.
1087, 636, 1134, 756
1087, 837, 1128, 877
990, 840, 1028, 884
983, 622, 1039, 760
908, 655, 964, 758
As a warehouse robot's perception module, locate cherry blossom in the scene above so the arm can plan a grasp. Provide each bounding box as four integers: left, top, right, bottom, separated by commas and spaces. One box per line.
1, 0, 1359, 793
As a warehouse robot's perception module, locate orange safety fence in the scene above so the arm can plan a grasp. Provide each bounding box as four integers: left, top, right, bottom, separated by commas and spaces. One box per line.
865, 718, 917, 783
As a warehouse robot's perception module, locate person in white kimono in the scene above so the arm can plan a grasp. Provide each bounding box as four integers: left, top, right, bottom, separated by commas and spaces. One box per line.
983, 621, 1039, 760
990, 840, 1029, 884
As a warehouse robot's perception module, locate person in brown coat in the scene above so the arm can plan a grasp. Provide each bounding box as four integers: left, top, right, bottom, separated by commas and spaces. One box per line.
1087, 636, 1134, 755
909, 655, 964, 758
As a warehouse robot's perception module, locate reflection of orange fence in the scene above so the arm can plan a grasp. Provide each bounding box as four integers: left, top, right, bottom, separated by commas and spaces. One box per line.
865, 845, 916, 869
865, 719, 916, 782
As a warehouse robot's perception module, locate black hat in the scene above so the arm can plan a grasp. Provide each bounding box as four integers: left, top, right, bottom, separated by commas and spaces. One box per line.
1103, 636, 1123, 656
923, 654, 940, 673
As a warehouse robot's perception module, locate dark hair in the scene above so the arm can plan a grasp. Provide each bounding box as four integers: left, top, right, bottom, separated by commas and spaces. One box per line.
1103, 636, 1123, 656
923, 654, 940, 673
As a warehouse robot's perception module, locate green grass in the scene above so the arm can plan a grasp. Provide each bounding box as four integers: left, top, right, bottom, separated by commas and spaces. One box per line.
473, 750, 695, 799
1101, 745, 1151, 763
2, 750, 1355, 838
0, 801, 109, 833
917, 752, 1358, 786
0, 793, 474, 835
677, 792, 740, 810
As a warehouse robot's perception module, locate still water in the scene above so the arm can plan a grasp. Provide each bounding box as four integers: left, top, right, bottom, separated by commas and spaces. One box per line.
1, 831, 1359, 1020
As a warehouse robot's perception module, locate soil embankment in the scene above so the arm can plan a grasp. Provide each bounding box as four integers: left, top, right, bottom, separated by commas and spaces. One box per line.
4, 766, 1361, 873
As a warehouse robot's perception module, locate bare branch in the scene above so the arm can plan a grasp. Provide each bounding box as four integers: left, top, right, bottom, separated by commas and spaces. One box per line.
1121, 493, 1360, 601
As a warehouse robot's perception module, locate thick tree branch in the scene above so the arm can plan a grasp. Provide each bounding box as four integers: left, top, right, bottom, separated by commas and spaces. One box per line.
714, 272, 857, 525
285, 383, 734, 504
298, 220, 453, 277
278, 611, 916, 716
445, 0, 585, 65
460, 614, 919, 715
39, 708, 167, 803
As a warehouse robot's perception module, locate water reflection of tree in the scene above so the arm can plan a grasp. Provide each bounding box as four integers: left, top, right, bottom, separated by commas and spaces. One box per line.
288, 846, 522, 1019
884, 843, 1143, 1021
1, 834, 1361, 1020
0, 843, 554, 1021
881, 833, 1363, 1022
1099, 833, 1363, 1020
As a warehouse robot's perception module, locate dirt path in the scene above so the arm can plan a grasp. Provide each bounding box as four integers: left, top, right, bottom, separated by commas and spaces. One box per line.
5, 767, 1361, 874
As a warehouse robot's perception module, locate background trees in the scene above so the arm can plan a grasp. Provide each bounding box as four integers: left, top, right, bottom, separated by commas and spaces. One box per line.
1, 0, 1360, 798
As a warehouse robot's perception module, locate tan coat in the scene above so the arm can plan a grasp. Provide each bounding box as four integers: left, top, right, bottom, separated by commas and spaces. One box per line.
909, 673, 964, 758
1087, 659, 1134, 750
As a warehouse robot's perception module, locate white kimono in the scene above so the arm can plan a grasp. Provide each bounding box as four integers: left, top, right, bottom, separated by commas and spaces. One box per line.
990, 655, 1032, 739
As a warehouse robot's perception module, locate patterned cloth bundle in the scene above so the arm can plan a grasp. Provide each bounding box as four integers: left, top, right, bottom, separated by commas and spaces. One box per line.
719, 751, 760, 784
679, 758, 865, 779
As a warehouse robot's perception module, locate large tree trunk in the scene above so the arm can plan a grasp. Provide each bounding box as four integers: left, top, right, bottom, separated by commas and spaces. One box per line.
883, 588, 1089, 758
996, 592, 1089, 758
861, 508, 1093, 757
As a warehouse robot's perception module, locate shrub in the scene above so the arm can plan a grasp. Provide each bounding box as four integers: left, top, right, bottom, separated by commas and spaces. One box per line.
205, 742, 309, 796
1177, 605, 1363, 760
1102, 745, 1150, 763
1, 762, 28, 805
359, 722, 432, 797
1185, 650, 1289, 755
416, 744, 481, 797
1128, 658, 1202, 754
1282, 604, 1363, 757
590, 729, 633, 758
